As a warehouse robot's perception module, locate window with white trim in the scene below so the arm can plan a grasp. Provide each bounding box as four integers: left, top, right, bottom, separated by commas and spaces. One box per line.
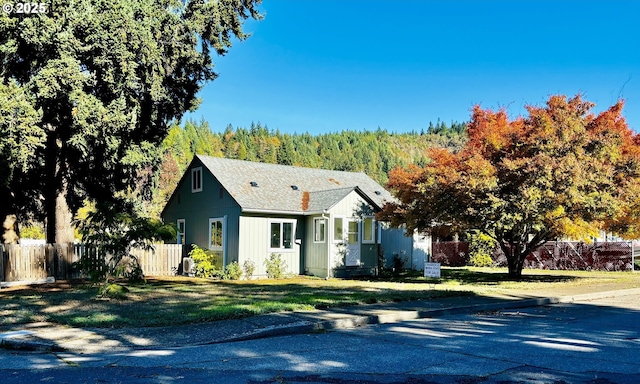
208, 217, 226, 269
333, 217, 343, 242
269, 220, 295, 251
314, 218, 326, 243
177, 219, 185, 245
191, 167, 202, 193
362, 217, 376, 244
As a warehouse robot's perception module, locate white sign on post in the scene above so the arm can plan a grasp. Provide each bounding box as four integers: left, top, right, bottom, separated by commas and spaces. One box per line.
424, 262, 441, 278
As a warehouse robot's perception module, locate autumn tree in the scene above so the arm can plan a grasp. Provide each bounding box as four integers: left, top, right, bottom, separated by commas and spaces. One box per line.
0, 0, 261, 243
379, 95, 640, 279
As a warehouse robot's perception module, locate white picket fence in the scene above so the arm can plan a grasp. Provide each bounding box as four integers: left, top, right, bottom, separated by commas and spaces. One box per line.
0, 243, 183, 283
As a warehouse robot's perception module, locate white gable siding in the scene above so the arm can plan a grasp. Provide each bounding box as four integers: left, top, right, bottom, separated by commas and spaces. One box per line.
326, 190, 378, 274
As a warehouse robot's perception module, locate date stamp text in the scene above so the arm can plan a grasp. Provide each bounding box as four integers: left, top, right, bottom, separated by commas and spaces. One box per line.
3, 2, 49, 15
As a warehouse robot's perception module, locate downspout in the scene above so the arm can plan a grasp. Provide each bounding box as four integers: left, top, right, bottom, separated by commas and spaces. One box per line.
322, 210, 330, 278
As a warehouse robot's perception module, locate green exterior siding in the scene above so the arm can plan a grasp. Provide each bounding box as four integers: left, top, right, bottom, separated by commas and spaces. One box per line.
162, 158, 242, 265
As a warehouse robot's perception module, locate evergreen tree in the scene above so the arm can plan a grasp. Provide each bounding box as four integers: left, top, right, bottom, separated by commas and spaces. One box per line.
0, 0, 262, 242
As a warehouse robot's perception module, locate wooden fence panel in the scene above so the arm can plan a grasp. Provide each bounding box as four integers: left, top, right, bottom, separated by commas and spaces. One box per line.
0, 243, 183, 283
429, 240, 634, 271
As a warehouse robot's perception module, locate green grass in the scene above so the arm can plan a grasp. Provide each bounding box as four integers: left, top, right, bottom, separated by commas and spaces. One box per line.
1, 268, 638, 328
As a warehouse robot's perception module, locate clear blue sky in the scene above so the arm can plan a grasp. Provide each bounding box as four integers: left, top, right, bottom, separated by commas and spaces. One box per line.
185, 0, 640, 135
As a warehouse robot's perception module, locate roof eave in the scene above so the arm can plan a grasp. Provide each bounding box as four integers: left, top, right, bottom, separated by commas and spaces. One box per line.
241, 208, 325, 216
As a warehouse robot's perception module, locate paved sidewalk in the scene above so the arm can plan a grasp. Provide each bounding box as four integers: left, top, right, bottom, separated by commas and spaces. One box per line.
1, 286, 639, 354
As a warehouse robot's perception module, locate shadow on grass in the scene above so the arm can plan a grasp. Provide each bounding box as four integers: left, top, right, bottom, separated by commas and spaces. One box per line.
0, 267, 596, 329
356, 268, 583, 285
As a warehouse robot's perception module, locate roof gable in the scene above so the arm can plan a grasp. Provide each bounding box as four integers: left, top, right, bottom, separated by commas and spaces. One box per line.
195, 155, 394, 215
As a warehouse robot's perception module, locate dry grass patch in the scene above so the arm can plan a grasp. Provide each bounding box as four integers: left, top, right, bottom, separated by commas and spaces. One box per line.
1, 269, 638, 328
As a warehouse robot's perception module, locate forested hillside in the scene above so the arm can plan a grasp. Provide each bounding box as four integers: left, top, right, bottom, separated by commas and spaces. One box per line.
147, 120, 467, 218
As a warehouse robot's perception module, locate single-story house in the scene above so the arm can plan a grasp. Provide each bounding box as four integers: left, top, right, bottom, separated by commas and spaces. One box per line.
161, 155, 430, 278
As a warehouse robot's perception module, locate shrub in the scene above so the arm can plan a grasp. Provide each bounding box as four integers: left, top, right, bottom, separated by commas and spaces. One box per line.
264, 253, 287, 279
243, 260, 256, 280
222, 261, 243, 280
189, 245, 219, 278
468, 231, 496, 267
392, 252, 408, 273
99, 283, 129, 300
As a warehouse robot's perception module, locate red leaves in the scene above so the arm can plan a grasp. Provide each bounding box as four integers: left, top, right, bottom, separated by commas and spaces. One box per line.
382, 94, 640, 243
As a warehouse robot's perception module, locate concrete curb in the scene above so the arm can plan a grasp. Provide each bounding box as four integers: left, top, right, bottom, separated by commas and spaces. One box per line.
2, 288, 638, 352
207, 288, 640, 345
0, 330, 66, 352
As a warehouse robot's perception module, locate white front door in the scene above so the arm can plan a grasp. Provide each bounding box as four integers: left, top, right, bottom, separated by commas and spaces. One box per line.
345, 219, 360, 266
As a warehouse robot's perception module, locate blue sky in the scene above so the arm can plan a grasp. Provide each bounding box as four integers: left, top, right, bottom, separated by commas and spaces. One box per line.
185, 0, 640, 135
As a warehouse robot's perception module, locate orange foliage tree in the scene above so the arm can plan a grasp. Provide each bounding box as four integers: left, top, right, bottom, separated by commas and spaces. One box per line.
378, 95, 640, 279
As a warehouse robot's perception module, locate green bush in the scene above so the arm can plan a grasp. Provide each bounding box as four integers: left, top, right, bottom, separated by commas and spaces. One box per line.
243, 260, 256, 280
99, 283, 129, 300
264, 253, 287, 279
189, 245, 219, 278
468, 231, 496, 267
222, 261, 243, 280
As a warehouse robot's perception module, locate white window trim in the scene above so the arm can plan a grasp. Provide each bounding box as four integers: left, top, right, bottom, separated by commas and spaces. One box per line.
333, 216, 345, 243
191, 167, 203, 193
362, 216, 376, 244
176, 219, 185, 245
346, 217, 360, 245
268, 219, 296, 252
313, 217, 326, 243
208, 216, 226, 265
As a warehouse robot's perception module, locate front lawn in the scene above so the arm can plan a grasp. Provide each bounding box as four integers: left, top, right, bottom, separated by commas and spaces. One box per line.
1, 268, 638, 328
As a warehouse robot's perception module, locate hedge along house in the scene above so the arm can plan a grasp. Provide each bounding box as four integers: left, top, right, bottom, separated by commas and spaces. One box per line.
161, 155, 415, 278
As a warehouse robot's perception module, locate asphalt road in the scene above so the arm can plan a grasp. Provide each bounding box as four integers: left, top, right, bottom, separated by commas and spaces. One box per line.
1, 294, 639, 383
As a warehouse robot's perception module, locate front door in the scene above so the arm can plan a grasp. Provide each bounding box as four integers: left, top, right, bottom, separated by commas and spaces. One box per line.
345, 218, 360, 266
208, 217, 226, 269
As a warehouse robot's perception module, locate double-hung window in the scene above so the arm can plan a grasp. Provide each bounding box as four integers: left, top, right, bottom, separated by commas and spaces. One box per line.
314, 218, 326, 243
362, 216, 376, 244
269, 220, 295, 251
191, 167, 202, 193
333, 217, 344, 242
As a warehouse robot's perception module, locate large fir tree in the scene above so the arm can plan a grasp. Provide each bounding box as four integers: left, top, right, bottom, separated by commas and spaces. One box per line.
0, 0, 262, 242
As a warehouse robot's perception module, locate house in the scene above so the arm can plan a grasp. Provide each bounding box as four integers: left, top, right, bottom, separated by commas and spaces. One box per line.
161, 155, 427, 278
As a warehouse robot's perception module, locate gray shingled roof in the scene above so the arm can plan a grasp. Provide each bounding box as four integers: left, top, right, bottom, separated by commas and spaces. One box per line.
196, 155, 395, 214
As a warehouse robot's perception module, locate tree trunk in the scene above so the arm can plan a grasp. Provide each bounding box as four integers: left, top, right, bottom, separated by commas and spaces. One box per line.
44, 130, 75, 245
46, 183, 75, 244
501, 241, 526, 280
0, 186, 20, 244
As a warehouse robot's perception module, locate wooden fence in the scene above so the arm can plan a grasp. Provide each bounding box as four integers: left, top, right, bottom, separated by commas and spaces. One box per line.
0, 243, 183, 283
430, 241, 637, 271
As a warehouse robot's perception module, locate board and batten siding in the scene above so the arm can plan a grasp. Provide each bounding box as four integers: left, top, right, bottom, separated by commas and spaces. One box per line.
304, 215, 329, 277
327, 190, 378, 271
380, 225, 414, 269
238, 214, 303, 277
162, 159, 242, 265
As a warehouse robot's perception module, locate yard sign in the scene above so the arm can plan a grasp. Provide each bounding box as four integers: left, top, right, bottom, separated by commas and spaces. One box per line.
424, 262, 441, 278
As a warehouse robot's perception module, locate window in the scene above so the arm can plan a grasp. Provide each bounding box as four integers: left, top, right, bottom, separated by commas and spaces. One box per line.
347, 219, 359, 245
362, 217, 376, 244
210, 220, 223, 248
314, 218, 326, 243
208, 217, 225, 269
176, 219, 185, 245
191, 167, 202, 193
269, 220, 295, 251
333, 217, 343, 242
